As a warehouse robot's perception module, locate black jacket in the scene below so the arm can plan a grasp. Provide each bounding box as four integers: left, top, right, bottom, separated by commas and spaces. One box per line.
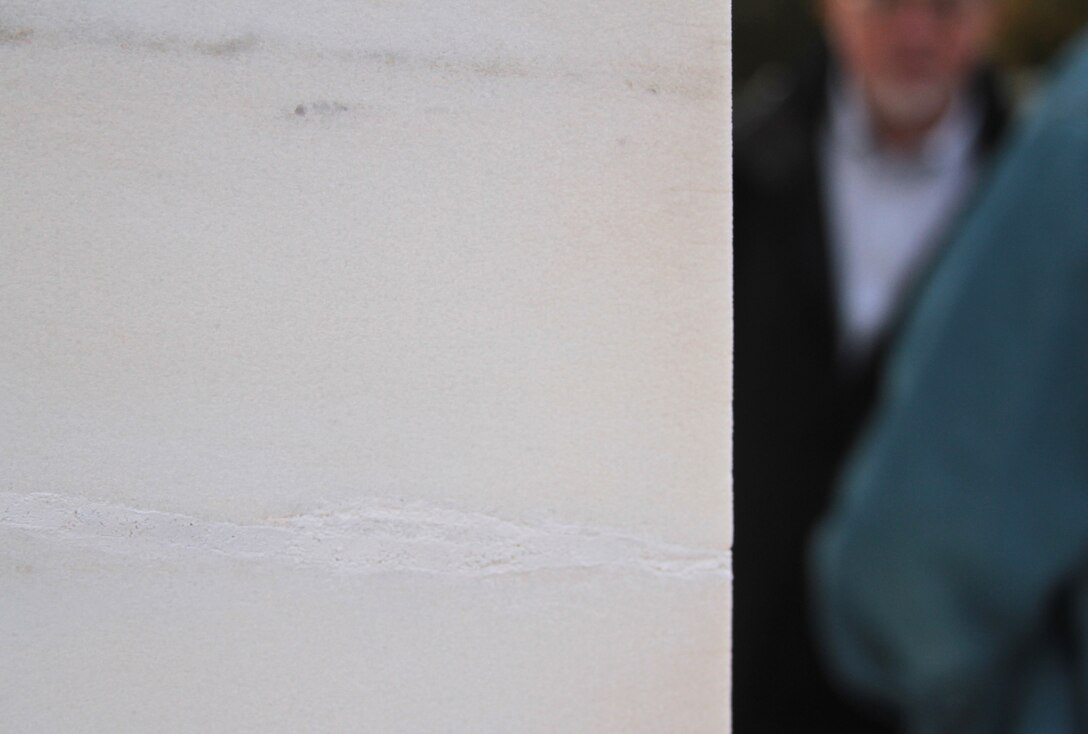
732, 51, 1010, 733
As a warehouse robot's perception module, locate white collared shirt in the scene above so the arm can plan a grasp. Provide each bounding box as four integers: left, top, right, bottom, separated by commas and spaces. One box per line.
822, 76, 983, 363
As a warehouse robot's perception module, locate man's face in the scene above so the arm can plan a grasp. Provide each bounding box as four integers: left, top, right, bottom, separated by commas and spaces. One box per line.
822, 0, 996, 132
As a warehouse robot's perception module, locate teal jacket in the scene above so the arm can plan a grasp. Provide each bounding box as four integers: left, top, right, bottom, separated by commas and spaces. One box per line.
813, 32, 1088, 734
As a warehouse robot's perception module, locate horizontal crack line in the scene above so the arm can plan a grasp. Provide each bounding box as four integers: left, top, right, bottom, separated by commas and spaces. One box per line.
0, 492, 730, 581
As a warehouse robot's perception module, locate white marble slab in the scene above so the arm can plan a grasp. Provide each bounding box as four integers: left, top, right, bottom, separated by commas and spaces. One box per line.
0, 2, 731, 730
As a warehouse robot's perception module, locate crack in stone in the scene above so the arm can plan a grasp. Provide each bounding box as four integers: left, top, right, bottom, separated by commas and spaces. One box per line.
0, 492, 730, 581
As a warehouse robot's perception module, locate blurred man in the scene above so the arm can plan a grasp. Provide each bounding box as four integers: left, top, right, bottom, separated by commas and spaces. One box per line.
814, 30, 1088, 733
733, 0, 1008, 730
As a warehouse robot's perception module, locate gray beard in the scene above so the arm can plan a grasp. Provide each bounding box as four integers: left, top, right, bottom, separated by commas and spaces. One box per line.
869, 78, 953, 133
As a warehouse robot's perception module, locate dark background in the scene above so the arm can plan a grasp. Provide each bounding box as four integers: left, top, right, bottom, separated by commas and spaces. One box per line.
733, 0, 1088, 94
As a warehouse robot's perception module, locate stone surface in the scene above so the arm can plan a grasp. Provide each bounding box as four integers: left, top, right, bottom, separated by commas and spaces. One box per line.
0, 2, 731, 731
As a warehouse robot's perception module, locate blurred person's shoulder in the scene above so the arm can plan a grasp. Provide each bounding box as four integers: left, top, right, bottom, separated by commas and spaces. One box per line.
1014, 30, 1088, 260
982, 30, 1088, 197
1035, 30, 1088, 128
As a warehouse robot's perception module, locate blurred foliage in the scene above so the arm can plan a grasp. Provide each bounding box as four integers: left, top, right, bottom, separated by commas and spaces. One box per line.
995, 0, 1088, 66
734, 0, 1088, 91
